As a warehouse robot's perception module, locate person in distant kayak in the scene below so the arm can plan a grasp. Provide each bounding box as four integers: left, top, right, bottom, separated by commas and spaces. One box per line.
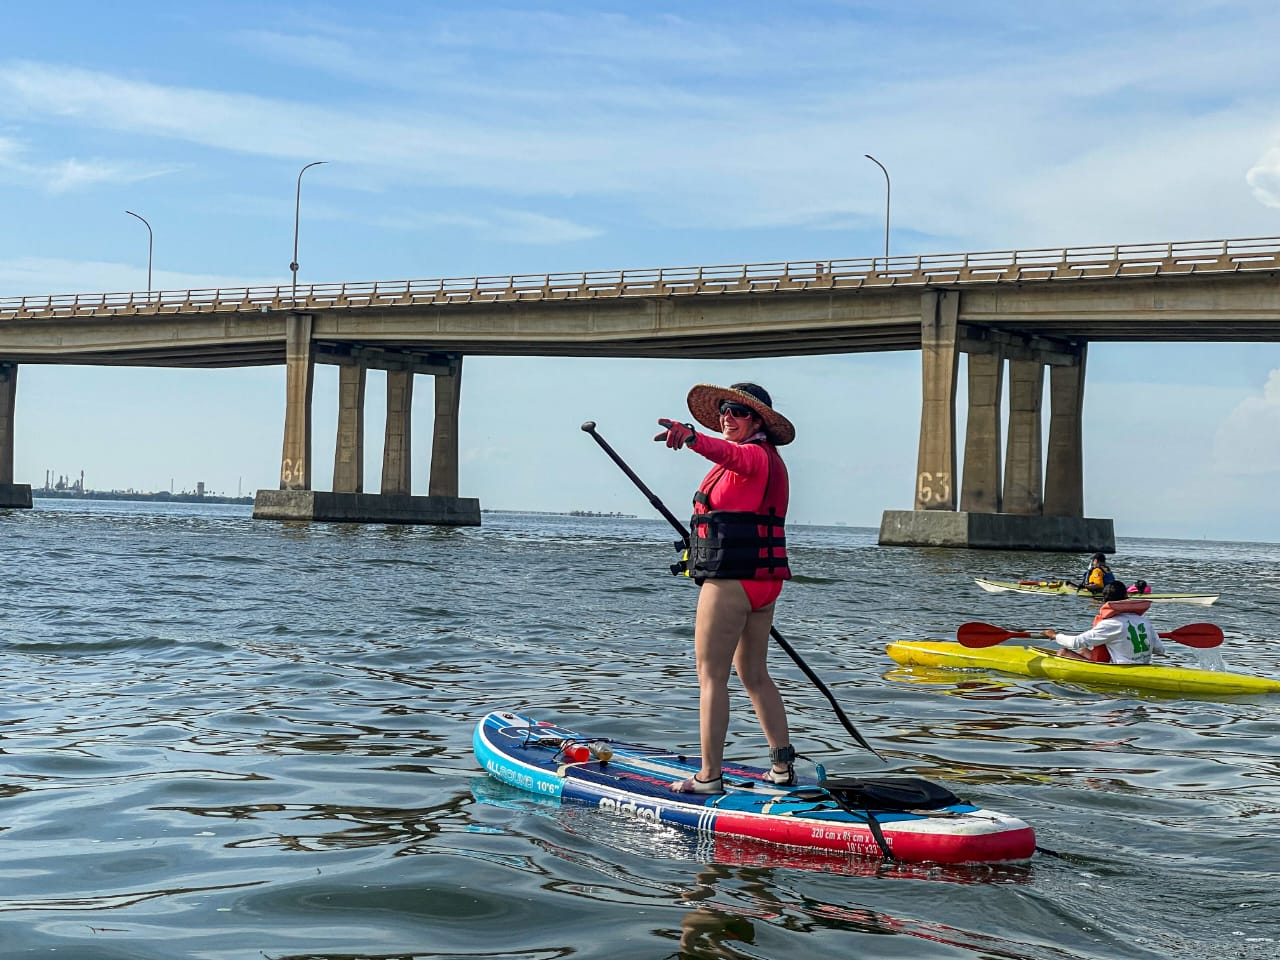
1127, 579, 1153, 595
654, 382, 796, 795
1039, 581, 1166, 664
1073, 552, 1114, 593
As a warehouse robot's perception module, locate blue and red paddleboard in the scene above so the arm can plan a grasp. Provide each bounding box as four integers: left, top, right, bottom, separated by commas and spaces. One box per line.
474, 710, 1035, 865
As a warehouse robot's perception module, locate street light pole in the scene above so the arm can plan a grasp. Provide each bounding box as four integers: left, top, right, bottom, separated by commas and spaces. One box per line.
864, 154, 890, 270
291, 161, 327, 305
125, 210, 153, 295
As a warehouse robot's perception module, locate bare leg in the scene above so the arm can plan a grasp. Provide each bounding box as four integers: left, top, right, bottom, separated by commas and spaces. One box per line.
733, 602, 790, 767
690, 580, 751, 781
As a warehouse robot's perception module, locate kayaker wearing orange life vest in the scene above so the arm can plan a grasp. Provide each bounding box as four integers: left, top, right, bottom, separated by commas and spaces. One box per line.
653, 382, 795, 796
1039, 581, 1166, 664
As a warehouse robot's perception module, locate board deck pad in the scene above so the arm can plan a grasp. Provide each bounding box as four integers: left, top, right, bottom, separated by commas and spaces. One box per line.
474, 710, 1035, 865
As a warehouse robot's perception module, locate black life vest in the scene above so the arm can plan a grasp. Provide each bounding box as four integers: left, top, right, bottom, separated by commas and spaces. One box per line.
682, 440, 790, 582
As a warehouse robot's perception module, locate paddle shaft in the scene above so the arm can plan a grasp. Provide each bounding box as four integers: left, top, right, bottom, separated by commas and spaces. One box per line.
581, 420, 884, 761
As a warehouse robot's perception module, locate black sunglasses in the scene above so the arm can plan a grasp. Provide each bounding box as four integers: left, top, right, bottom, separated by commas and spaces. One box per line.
718, 400, 755, 419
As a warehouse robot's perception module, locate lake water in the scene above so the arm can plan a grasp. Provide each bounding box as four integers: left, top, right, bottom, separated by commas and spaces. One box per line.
2, 499, 1278, 959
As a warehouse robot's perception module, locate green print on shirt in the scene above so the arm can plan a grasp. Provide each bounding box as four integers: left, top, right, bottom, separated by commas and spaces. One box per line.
1127, 622, 1150, 654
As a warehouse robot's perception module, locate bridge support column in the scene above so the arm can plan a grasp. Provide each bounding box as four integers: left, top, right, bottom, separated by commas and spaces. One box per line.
879, 297, 1113, 551
255, 348, 478, 527
279, 312, 314, 490
429, 355, 462, 497
914, 290, 959, 511
959, 347, 1003, 513
1044, 344, 1086, 516
333, 363, 366, 493
381, 370, 413, 496
1003, 360, 1044, 515
0, 362, 32, 509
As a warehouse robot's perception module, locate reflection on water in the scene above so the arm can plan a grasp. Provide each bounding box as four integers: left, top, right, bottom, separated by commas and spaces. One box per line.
1, 503, 1278, 958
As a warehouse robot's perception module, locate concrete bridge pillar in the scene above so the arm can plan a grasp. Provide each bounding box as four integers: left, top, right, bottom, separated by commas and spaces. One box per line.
1003, 359, 1045, 515
1044, 344, 1087, 516
279, 312, 315, 491
333, 363, 366, 494
429, 356, 462, 497
381, 370, 413, 496
914, 290, 959, 510
959, 347, 1004, 513
255, 344, 478, 526
0, 362, 33, 508
879, 293, 1112, 551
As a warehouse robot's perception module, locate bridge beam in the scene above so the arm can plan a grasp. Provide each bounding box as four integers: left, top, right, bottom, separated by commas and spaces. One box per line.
0, 362, 33, 508
957, 324, 1081, 366
319, 344, 457, 376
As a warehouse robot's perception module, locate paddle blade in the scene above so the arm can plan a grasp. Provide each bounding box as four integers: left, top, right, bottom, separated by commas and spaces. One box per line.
1160, 623, 1224, 649
957, 622, 1033, 648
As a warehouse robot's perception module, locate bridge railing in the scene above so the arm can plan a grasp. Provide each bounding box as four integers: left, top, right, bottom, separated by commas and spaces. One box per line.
2, 236, 1278, 320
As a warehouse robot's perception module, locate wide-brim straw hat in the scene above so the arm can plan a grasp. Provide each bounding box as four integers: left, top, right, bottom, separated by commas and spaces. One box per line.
686, 383, 795, 446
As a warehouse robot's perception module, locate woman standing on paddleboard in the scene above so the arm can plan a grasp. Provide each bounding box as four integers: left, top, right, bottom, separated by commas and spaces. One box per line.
654, 382, 796, 795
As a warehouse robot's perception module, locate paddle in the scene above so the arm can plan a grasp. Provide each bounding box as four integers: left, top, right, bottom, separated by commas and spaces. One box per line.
957, 621, 1224, 649
580, 420, 885, 762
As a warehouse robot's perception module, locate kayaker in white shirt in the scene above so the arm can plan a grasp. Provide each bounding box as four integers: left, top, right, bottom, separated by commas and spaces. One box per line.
1040, 581, 1167, 664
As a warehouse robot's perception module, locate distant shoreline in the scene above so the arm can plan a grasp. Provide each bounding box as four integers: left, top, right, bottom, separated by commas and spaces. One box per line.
34, 490, 254, 506
30, 494, 640, 514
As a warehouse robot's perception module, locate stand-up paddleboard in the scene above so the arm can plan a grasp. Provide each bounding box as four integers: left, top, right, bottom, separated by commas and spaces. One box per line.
887, 640, 1280, 696
975, 578, 1218, 606
474, 710, 1035, 865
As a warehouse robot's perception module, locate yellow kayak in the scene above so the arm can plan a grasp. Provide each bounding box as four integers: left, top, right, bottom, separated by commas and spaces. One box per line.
886, 640, 1280, 696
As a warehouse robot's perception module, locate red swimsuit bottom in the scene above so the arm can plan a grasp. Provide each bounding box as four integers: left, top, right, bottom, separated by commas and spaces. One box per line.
740, 578, 783, 611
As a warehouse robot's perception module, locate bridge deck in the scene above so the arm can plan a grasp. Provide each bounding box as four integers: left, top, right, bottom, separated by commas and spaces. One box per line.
0, 237, 1277, 367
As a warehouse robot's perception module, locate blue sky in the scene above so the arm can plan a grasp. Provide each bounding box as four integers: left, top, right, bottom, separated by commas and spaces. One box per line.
1, 1, 1278, 540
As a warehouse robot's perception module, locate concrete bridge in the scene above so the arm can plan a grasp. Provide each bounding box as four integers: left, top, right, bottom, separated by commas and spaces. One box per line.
1, 236, 1277, 547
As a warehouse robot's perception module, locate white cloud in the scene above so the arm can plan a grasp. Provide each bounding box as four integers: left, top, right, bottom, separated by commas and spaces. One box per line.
1247, 146, 1280, 209
0, 256, 279, 298
4, 14, 1280, 245
0, 133, 175, 193
1212, 369, 1280, 475
43, 157, 172, 193
488, 210, 603, 245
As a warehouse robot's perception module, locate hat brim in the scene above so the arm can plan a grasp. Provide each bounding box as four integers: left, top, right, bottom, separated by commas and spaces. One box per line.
686, 384, 795, 445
